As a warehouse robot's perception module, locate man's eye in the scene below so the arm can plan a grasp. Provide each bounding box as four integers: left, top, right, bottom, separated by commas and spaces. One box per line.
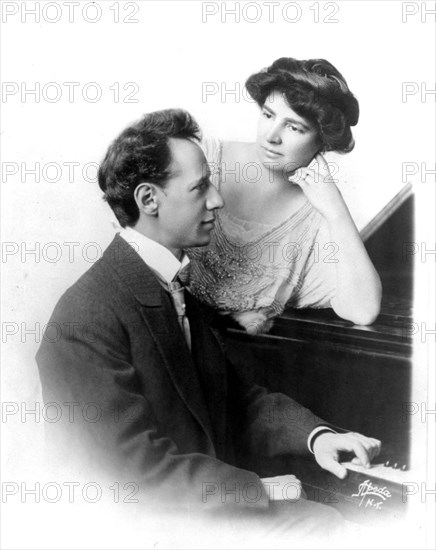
195, 181, 208, 191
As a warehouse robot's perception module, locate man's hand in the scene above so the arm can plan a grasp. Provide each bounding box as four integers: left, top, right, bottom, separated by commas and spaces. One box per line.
313, 432, 381, 479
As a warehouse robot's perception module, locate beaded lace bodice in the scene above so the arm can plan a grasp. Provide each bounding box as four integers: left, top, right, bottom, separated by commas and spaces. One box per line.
187, 137, 337, 333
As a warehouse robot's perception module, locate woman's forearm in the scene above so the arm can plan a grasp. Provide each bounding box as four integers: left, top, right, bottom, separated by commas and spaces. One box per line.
326, 206, 382, 325
289, 155, 382, 324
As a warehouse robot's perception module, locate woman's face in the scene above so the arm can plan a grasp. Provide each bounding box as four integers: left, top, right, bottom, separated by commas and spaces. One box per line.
256, 90, 320, 174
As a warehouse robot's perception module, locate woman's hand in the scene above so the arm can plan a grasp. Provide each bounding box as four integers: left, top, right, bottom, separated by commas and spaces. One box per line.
288, 153, 348, 221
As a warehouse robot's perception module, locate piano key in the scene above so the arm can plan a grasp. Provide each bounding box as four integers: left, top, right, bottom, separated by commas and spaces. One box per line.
342, 461, 411, 484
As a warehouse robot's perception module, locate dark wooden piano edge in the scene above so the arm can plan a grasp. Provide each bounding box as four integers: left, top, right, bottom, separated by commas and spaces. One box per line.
225, 295, 414, 359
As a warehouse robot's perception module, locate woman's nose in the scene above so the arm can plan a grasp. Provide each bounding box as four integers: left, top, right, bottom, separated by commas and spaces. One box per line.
265, 124, 282, 144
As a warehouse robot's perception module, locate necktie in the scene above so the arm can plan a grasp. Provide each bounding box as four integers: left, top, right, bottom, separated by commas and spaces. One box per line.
148, 264, 191, 350
167, 279, 191, 351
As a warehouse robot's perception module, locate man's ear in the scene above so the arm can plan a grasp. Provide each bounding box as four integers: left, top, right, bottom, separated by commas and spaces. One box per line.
134, 183, 159, 216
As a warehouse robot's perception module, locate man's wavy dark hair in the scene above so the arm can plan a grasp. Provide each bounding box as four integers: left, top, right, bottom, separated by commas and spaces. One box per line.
246, 57, 359, 153
98, 109, 201, 227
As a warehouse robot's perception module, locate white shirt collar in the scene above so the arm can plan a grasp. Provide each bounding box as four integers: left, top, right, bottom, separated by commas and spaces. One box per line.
119, 227, 190, 285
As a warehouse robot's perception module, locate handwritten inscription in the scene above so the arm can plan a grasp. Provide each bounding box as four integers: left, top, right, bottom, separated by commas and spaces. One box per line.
351, 480, 392, 509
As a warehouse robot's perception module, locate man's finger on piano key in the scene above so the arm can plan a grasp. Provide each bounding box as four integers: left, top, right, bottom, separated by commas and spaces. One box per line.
347, 440, 370, 469
351, 434, 382, 462
367, 439, 382, 461
371, 438, 382, 458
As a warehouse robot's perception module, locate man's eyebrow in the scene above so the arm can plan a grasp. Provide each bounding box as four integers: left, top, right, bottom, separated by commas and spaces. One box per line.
263, 104, 311, 130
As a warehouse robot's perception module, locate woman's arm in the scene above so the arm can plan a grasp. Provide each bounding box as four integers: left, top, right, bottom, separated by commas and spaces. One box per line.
325, 204, 382, 325
290, 154, 382, 325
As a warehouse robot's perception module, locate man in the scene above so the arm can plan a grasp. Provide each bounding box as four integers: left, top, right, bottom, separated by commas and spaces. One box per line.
36, 109, 380, 543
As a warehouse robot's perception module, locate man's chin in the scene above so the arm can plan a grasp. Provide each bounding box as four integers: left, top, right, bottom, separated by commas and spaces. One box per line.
188, 234, 212, 248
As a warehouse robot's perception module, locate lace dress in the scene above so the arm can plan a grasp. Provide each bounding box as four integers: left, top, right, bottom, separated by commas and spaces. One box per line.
187, 137, 337, 333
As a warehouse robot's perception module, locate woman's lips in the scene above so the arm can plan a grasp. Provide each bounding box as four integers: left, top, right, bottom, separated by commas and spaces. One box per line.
262, 146, 283, 158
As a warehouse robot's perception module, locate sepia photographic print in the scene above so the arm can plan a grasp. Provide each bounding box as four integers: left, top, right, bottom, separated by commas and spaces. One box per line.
1, 1, 435, 549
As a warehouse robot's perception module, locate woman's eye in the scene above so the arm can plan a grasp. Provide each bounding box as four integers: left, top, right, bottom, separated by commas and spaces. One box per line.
288, 124, 302, 133
262, 111, 272, 119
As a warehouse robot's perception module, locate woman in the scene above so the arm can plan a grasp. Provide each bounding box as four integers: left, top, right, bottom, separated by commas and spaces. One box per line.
188, 57, 382, 334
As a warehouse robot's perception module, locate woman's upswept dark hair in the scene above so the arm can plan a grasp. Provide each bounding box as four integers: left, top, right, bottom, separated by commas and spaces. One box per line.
246, 57, 359, 153
98, 109, 201, 227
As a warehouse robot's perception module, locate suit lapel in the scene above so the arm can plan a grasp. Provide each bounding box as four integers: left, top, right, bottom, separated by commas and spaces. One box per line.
103, 235, 215, 449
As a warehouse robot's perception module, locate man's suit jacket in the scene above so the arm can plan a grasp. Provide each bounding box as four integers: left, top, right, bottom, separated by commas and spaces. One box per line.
36, 234, 324, 512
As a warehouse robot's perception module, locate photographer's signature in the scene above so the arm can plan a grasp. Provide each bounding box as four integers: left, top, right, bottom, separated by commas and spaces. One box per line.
351, 480, 392, 510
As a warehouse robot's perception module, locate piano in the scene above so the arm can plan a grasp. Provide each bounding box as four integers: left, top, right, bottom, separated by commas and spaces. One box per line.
225, 185, 415, 523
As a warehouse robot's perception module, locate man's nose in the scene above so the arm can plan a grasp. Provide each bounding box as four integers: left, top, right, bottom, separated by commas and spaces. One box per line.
206, 184, 224, 210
